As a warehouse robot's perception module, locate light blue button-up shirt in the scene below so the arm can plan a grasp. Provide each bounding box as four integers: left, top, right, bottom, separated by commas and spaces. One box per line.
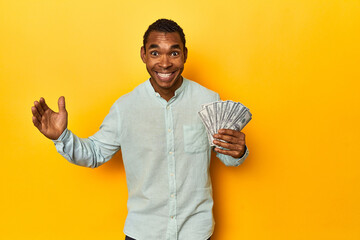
53, 78, 248, 240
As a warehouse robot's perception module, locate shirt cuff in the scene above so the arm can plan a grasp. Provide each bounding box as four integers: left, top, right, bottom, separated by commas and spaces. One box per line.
52, 128, 69, 144
235, 145, 249, 166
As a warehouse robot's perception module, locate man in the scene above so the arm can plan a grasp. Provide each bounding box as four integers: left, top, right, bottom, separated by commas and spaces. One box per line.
31, 19, 248, 240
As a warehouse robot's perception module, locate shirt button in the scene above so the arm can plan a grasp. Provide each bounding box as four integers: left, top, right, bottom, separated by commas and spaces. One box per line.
168, 128, 171, 132
171, 194, 174, 198
166, 106, 170, 110
169, 151, 173, 155
171, 216, 174, 219
170, 173, 174, 176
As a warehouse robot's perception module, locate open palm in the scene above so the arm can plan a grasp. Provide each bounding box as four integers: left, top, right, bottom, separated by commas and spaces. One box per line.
31, 96, 68, 140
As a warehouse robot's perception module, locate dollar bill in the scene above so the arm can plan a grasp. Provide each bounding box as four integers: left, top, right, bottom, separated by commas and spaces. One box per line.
198, 100, 252, 146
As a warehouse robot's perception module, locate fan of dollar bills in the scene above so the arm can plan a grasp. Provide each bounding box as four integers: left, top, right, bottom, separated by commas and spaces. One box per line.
198, 100, 252, 146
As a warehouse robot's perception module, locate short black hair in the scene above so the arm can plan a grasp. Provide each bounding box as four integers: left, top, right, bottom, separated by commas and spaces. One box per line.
143, 19, 186, 51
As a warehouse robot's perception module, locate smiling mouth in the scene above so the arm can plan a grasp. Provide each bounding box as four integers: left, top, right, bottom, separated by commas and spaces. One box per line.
156, 71, 176, 81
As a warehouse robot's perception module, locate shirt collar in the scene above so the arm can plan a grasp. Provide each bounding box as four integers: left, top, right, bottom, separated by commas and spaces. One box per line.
146, 77, 188, 99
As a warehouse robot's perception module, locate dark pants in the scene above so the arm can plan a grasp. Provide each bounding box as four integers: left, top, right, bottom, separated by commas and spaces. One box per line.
126, 236, 211, 240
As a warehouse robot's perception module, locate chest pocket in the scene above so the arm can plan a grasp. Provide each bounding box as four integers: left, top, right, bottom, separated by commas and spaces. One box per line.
183, 124, 209, 153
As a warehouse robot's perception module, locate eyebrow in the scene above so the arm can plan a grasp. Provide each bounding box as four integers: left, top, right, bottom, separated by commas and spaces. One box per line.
170, 44, 181, 50
149, 44, 159, 49
148, 44, 182, 50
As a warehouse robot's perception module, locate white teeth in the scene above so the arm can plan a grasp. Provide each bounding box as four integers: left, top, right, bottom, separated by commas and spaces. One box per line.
157, 73, 171, 78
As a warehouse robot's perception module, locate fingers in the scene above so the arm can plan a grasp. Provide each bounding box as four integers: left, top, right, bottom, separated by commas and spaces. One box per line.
39, 97, 50, 111
31, 106, 42, 123
31, 97, 51, 130
214, 134, 240, 144
217, 129, 244, 138
214, 129, 245, 144
33, 96, 64, 116
32, 115, 41, 130
213, 141, 245, 158
34, 100, 45, 115
213, 139, 245, 151
58, 96, 66, 113
213, 129, 246, 158
214, 147, 244, 158
33, 97, 48, 117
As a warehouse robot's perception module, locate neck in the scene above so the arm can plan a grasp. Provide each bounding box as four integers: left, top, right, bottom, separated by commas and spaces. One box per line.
150, 77, 183, 102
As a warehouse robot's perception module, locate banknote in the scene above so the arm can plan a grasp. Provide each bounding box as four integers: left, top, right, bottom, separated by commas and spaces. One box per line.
198, 100, 252, 146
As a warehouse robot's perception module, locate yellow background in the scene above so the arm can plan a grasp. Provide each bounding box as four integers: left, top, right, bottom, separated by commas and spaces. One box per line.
1, 0, 359, 239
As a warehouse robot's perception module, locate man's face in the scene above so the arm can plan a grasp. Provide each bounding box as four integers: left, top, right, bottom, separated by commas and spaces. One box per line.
141, 31, 187, 94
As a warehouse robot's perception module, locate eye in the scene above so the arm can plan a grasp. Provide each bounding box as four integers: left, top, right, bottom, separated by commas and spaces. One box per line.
150, 51, 159, 56
171, 51, 179, 57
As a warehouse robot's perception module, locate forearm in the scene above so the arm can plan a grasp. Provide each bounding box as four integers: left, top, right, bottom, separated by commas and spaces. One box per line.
52, 128, 118, 168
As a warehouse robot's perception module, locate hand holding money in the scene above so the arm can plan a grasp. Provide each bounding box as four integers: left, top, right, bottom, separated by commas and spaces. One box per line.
198, 100, 252, 158
213, 129, 246, 158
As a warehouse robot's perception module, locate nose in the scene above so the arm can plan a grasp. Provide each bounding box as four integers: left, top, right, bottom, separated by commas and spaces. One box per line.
159, 55, 172, 69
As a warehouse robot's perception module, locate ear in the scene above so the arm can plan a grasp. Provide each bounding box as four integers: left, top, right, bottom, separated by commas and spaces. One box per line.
184, 47, 188, 63
140, 46, 146, 63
